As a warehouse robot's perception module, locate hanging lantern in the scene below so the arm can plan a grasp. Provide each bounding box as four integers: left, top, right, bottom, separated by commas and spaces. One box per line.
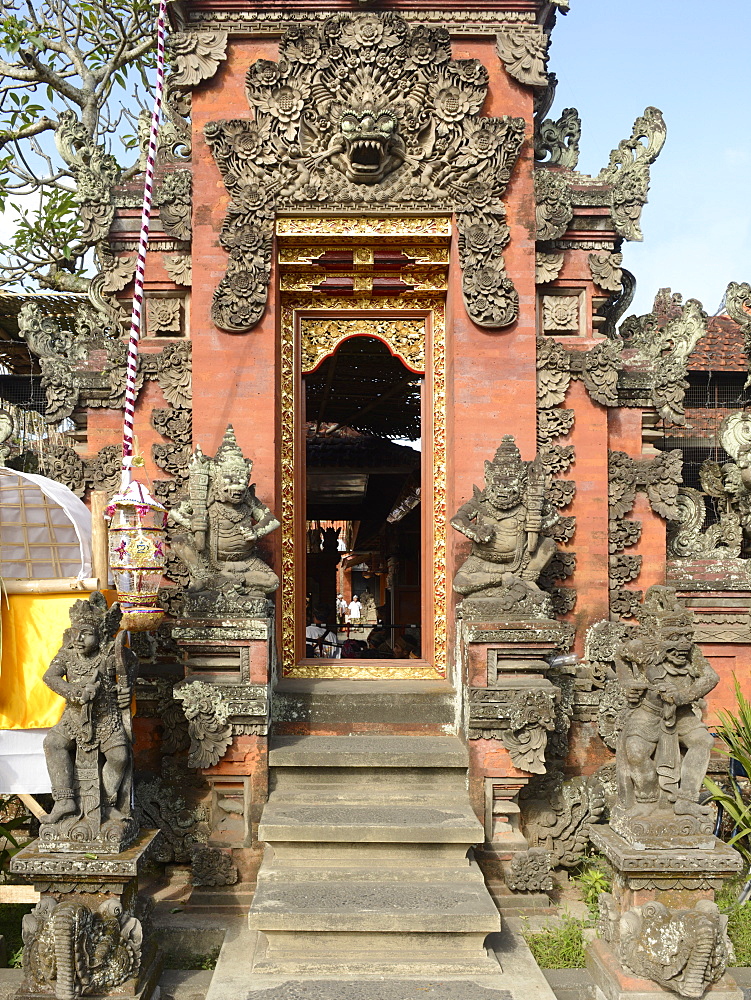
105, 481, 167, 632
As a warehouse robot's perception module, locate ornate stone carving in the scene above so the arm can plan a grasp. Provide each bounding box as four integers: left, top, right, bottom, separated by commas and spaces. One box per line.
204, 14, 526, 332
157, 341, 192, 408
667, 487, 743, 560
39, 445, 86, 498
55, 111, 120, 244
100, 252, 136, 293
190, 846, 239, 887
609, 588, 643, 620
86, 445, 122, 494
621, 293, 707, 425
167, 30, 228, 88
540, 444, 575, 476
598, 678, 629, 751
151, 406, 192, 448
535, 252, 564, 284
504, 688, 557, 774
173, 681, 233, 769
589, 251, 623, 293
147, 297, 182, 336
535, 168, 573, 241
542, 294, 579, 333
608, 450, 683, 522
611, 586, 719, 848
505, 848, 553, 893
537, 407, 574, 446
609, 554, 642, 587
134, 774, 207, 863
537, 336, 622, 408
164, 255, 192, 287
546, 514, 576, 543
22, 896, 142, 1000
169, 425, 280, 596
39, 594, 139, 854
451, 436, 558, 600
535, 107, 580, 169
157, 170, 192, 241
596, 107, 667, 242
521, 770, 607, 868
600, 267, 636, 340
609, 518, 642, 554
725, 281, 751, 376
496, 25, 549, 87
598, 894, 733, 999
548, 479, 576, 508
152, 441, 191, 482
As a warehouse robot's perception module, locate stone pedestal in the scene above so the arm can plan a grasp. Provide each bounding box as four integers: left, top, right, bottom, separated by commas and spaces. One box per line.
588, 825, 743, 1000
10, 830, 163, 1000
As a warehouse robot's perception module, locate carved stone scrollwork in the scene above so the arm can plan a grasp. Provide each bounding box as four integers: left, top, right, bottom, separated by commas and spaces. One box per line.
22, 897, 143, 1000
174, 681, 233, 769
537, 336, 622, 408
598, 677, 628, 751
505, 848, 553, 893
598, 893, 733, 999
546, 515, 576, 543
667, 487, 743, 560
468, 685, 558, 775
600, 268, 636, 340
167, 31, 229, 88
609, 518, 642, 554
725, 281, 751, 378
86, 444, 122, 494
596, 107, 667, 242
589, 251, 623, 293
535, 168, 574, 241
535, 251, 564, 284
190, 846, 239, 887
537, 407, 574, 446
39, 445, 86, 498
609, 554, 642, 588
521, 769, 607, 868
204, 14, 527, 333
540, 444, 575, 476
535, 107, 580, 169
147, 297, 182, 336
152, 441, 191, 481
135, 774, 207, 864
157, 341, 192, 408
55, 111, 120, 244
496, 25, 549, 87
621, 292, 706, 425
157, 170, 192, 241
164, 254, 192, 287
151, 406, 192, 448
608, 449, 682, 522
609, 588, 643, 620
548, 479, 576, 509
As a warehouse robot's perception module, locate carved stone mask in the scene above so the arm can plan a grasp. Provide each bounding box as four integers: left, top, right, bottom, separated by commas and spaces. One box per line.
333, 107, 401, 184
485, 478, 522, 511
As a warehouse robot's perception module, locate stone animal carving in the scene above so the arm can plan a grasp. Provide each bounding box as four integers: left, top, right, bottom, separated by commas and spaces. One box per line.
451, 436, 557, 599
521, 770, 607, 868
40, 594, 138, 852
22, 897, 142, 1000
611, 585, 718, 845
598, 894, 733, 999
169, 425, 280, 597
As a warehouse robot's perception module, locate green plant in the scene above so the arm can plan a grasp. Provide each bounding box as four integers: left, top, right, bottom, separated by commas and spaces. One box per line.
704, 677, 751, 864
521, 915, 587, 969
0, 903, 33, 963
0, 816, 25, 872
572, 854, 612, 917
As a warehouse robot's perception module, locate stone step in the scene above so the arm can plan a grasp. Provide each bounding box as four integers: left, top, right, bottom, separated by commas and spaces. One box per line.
270, 765, 469, 796
258, 799, 484, 844
268, 734, 468, 768
271, 679, 457, 731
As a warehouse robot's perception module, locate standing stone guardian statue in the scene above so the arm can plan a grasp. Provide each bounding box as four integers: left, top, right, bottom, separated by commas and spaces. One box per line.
40, 593, 139, 853
169, 425, 280, 597
451, 436, 557, 607
611, 585, 718, 846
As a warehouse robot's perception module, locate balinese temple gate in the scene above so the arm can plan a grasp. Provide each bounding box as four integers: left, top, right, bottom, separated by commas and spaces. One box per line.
8, 0, 751, 997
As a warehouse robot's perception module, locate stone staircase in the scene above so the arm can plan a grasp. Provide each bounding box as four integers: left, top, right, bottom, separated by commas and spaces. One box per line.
248, 734, 500, 975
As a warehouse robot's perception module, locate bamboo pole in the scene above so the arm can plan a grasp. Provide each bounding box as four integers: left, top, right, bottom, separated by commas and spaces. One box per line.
2, 578, 98, 595
90, 490, 110, 589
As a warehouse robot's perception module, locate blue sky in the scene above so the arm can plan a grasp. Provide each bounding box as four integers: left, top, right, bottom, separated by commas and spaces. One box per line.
548, 0, 751, 319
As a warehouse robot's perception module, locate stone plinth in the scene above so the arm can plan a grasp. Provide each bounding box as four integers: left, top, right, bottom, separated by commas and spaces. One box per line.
590, 825, 742, 911
587, 938, 742, 1000
10, 830, 163, 1000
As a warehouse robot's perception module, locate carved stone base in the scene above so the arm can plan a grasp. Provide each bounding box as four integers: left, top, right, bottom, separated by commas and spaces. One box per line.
610, 805, 715, 852
11, 831, 162, 1000
481, 776, 529, 858
587, 938, 741, 1000
37, 816, 139, 856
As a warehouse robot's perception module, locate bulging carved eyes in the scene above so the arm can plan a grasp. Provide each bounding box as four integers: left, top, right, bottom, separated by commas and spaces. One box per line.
341, 116, 359, 134
376, 115, 396, 135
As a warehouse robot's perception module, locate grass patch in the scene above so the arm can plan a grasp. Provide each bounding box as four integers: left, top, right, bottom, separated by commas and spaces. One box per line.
0, 903, 33, 966
521, 914, 587, 969
717, 876, 751, 966
163, 947, 220, 971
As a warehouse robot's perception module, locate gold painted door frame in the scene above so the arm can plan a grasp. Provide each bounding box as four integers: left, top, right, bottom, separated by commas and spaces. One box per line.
277, 217, 449, 679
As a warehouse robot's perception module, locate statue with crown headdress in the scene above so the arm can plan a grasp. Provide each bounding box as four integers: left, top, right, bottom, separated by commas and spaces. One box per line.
451, 436, 558, 606
40, 592, 139, 852
611, 585, 719, 846
168, 425, 280, 598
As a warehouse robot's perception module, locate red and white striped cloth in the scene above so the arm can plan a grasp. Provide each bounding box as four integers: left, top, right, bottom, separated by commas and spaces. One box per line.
121, 0, 169, 489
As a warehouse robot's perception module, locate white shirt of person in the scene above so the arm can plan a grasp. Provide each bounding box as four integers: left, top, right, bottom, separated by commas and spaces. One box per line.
348, 599, 362, 619
305, 623, 341, 658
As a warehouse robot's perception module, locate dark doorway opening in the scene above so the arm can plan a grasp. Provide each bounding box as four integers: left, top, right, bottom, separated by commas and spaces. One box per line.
303, 336, 423, 662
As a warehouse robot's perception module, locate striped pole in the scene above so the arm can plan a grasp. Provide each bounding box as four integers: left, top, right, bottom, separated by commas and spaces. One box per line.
121, 0, 169, 489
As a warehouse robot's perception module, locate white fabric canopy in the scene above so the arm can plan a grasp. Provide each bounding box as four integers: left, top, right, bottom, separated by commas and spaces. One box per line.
0, 729, 51, 793
0, 467, 92, 579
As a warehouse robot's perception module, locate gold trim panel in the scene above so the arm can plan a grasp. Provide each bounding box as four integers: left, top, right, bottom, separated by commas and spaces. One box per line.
276, 215, 452, 244
301, 317, 426, 374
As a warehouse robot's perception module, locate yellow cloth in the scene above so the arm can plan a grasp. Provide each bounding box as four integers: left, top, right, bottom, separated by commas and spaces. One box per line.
0, 594, 84, 729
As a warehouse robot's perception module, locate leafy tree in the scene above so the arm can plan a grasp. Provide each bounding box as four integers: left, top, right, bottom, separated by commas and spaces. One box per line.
0, 0, 157, 289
